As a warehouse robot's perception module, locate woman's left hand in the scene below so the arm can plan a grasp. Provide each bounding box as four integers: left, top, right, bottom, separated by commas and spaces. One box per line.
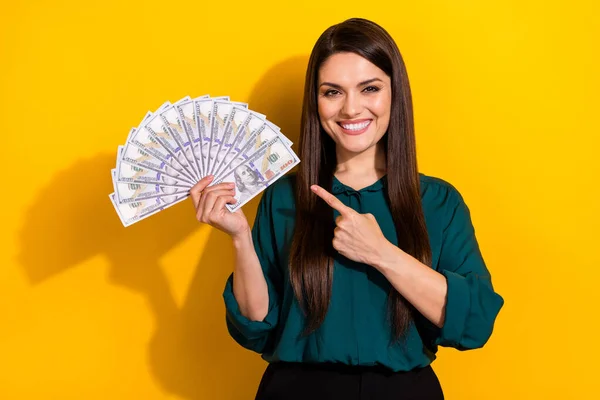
311, 185, 392, 267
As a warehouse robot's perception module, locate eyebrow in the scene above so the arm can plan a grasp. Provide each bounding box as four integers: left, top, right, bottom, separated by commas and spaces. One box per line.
319, 78, 383, 89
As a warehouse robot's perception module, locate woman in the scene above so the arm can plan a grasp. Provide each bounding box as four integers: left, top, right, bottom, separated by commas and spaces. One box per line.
190, 18, 504, 400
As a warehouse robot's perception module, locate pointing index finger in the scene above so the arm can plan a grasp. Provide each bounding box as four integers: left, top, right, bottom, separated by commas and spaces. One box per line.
311, 185, 353, 216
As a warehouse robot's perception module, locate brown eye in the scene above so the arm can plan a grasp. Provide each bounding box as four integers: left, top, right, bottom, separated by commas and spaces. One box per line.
363, 86, 381, 93
324, 89, 340, 97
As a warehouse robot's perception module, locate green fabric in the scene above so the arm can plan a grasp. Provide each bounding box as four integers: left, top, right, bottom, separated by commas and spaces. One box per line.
223, 173, 504, 372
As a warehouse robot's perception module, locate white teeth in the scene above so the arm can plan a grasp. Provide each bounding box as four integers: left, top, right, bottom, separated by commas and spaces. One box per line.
341, 121, 370, 131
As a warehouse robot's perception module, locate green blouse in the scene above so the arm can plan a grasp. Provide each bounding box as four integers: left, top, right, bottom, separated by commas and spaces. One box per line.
223, 173, 504, 372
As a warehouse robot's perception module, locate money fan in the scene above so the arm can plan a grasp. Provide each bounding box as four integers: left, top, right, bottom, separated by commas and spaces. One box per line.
109, 95, 299, 227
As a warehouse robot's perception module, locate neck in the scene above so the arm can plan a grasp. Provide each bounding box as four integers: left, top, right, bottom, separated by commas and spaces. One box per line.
335, 141, 387, 178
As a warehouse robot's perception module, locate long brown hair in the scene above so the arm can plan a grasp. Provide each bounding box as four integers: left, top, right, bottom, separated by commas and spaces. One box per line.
289, 18, 432, 341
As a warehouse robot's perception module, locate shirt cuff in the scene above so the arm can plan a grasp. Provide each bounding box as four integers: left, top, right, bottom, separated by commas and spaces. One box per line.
439, 269, 471, 346
223, 274, 279, 341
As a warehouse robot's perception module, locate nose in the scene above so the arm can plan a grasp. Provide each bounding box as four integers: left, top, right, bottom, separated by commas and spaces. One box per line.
340, 92, 362, 118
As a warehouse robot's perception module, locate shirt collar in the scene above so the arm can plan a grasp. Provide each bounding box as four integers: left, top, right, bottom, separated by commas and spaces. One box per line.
331, 175, 387, 195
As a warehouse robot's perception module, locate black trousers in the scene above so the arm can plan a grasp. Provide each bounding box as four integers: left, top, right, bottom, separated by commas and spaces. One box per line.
255, 362, 444, 400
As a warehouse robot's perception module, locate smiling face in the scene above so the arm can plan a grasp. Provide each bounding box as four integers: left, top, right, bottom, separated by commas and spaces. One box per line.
317, 52, 392, 157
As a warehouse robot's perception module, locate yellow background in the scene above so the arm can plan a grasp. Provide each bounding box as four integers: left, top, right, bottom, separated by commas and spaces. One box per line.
1, 0, 598, 398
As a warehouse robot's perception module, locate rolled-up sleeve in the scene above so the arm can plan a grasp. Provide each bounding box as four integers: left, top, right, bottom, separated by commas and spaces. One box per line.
223, 186, 282, 354
436, 188, 504, 350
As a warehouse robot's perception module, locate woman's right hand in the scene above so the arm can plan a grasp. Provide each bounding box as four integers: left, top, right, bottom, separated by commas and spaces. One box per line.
190, 175, 250, 238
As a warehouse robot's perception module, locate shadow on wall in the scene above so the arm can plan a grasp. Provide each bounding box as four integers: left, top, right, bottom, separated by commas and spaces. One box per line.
17, 55, 307, 399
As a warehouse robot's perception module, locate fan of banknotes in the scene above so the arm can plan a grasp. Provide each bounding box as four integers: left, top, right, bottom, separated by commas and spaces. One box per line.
109, 95, 300, 227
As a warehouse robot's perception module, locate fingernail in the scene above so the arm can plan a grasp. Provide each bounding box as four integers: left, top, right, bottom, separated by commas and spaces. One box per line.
206, 175, 214, 180
310, 185, 318, 192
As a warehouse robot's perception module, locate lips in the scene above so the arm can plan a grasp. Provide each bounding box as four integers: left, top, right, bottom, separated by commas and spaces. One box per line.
337, 119, 372, 135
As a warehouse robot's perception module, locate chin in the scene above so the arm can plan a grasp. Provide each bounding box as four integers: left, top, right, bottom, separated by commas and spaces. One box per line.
336, 136, 375, 154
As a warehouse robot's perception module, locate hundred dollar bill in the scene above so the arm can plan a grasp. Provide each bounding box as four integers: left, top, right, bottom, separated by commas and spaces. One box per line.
112, 169, 188, 203
206, 100, 248, 175
174, 95, 210, 177
216, 122, 285, 180
142, 98, 198, 180
213, 136, 299, 212
195, 97, 231, 175
213, 116, 273, 179
263, 121, 292, 147
128, 107, 196, 182
196, 98, 217, 177
237, 120, 291, 148
109, 192, 189, 227
119, 141, 194, 185
237, 121, 290, 155
160, 104, 201, 180
116, 157, 192, 187
211, 107, 265, 178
